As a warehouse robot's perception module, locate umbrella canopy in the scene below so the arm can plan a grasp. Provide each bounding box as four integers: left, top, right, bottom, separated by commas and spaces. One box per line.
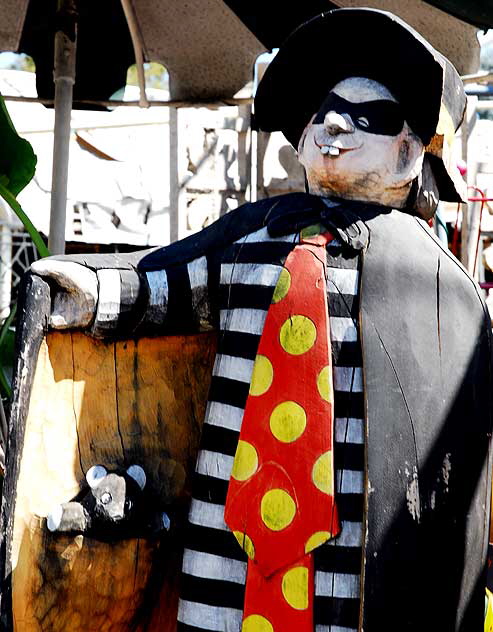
424, 0, 493, 30
18, 0, 134, 109
0, 0, 490, 104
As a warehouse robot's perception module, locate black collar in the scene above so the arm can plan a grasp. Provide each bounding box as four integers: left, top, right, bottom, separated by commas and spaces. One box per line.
266, 195, 392, 251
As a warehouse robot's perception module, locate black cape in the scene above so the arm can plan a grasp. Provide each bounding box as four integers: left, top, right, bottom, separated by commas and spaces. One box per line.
360, 209, 492, 630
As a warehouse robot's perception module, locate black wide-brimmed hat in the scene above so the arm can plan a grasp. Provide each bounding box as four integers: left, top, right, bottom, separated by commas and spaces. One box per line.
254, 8, 467, 202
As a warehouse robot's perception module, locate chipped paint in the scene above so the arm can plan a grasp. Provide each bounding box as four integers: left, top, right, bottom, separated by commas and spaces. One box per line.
442, 452, 452, 492
430, 490, 436, 510
51, 314, 68, 328
364, 516, 370, 547
406, 465, 420, 522
425, 453, 452, 512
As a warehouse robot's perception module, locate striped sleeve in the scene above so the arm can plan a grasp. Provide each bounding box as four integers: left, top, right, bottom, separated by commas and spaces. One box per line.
92, 225, 296, 337
91, 254, 215, 336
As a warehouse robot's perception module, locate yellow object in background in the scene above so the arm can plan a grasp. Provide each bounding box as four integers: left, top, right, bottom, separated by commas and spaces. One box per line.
485, 588, 493, 632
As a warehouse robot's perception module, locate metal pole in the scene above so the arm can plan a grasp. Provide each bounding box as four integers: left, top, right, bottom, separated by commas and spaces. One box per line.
460, 107, 469, 269
2, 95, 253, 109
169, 106, 187, 243
119, 0, 149, 108
169, 106, 179, 243
48, 0, 77, 255
464, 97, 479, 275
466, 164, 480, 277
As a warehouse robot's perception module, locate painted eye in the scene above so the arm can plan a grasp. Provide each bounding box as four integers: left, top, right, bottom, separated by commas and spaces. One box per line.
356, 117, 369, 128
101, 492, 112, 505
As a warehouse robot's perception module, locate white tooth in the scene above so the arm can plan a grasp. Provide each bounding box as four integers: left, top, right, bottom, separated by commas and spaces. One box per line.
320, 146, 330, 155
329, 146, 340, 156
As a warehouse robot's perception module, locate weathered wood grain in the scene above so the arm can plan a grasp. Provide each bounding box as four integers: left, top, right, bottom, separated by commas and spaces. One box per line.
72, 334, 124, 472
9, 330, 216, 631
30, 261, 98, 329
15, 525, 158, 632
114, 336, 209, 500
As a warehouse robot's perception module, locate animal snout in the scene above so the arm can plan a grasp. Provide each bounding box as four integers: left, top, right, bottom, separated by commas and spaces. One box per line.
324, 111, 354, 135
106, 506, 125, 521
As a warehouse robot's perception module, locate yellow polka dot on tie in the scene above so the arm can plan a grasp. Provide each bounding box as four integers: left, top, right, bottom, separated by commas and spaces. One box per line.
269, 401, 306, 443
231, 440, 259, 481
305, 531, 332, 553
312, 451, 334, 495
300, 223, 324, 239
281, 566, 309, 610
317, 365, 333, 402
261, 488, 296, 531
233, 531, 255, 559
242, 614, 274, 632
272, 268, 291, 303
249, 355, 274, 396
279, 315, 317, 356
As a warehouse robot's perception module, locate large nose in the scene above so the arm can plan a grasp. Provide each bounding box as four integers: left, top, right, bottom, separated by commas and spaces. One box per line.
324, 111, 355, 135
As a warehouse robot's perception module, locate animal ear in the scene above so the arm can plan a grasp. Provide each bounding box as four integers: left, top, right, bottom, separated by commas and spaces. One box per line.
127, 464, 146, 490
86, 465, 107, 488
46, 505, 63, 532
161, 512, 171, 531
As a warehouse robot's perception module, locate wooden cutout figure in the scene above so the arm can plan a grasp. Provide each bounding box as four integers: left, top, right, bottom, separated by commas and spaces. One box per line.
46, 464, 171, 539
2, 8, 492, 632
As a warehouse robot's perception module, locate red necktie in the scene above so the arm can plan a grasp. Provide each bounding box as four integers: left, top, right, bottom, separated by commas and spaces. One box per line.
225, 228, 340, 632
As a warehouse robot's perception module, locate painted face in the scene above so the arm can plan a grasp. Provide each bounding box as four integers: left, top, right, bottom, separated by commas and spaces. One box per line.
297, 77, 424, 208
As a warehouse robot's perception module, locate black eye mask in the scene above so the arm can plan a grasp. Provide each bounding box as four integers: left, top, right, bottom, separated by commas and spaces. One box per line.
313, 92, 405, 136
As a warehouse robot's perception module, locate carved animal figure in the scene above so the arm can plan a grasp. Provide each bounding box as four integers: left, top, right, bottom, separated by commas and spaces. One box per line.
47, 464, 170, 540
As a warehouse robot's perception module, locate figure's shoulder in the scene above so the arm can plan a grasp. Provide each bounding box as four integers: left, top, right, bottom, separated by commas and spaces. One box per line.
365, 210, 488, 315
139, 192, 315, 271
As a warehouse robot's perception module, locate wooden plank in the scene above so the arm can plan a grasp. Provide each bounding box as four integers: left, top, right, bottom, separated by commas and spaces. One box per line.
72, 334, 123, 472
115, 336, 212, 498
116, 335, 216, 631
11, 334, 84, 572
14, 526, 158, 632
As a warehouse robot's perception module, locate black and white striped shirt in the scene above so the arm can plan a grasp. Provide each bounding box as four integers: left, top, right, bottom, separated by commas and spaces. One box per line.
167, 227, 364, 632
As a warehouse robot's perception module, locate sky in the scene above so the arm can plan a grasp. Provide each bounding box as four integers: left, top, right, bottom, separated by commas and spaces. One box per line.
479, 30, 493, 45
0, 52, 21, 68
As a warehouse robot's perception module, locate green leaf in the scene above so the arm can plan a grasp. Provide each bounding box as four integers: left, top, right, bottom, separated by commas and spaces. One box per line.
0, 95, 48, 399
0, 93, 37, 196
0, 305, 16, 398
0, 93, 48, 258
0, 365, 11, 399
0, 183, 50, 258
